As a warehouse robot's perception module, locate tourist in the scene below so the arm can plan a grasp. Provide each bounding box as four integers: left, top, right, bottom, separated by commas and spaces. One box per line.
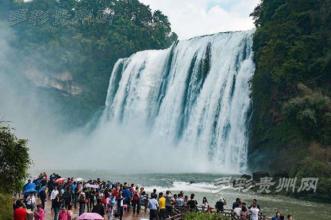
249, 199, 261, 210
175, 193, 185, 209
151, 188, 157, 199
165, 190, 173, 217
287, 214, 293, 220
140, 190, 148, 213
233, 202, 242, 217
272, 211, 281, 220
50, 186, 59, 212
215, 197, 225, 213
187, 193, 198, 212
25, 193, 36, 210
14, 200, 27, 220
33, 204, 45, 220
159, 192, 166, 220
132, 186, 141, 215
233, 198, 241, 209
87, 189, 95, 212
67, 204, 74, 220
71, 182, 78, 209
53, 195, 61, 220
58, 207, 68, 220
62, 187, 72, 209
116, 193, 124, 220
78, 190, 86, 216
92, 199, 105, 217
184, 195, 189, 208
201, 197, 209, 212
122, 186, 132, 212
148, 194, 159, 220
240, 205, 248, 220
107, 194, 115, 220
38, 187, 47, 209
249, 202, 260, 220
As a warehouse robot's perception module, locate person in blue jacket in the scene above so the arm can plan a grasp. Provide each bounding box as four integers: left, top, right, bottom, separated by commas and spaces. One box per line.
122, 186, 132, 211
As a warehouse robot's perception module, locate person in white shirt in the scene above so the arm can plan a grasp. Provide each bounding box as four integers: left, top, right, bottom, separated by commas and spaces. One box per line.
148, 194, 159, 220
249, 203, 260, 220
202, 197, 209, 212
50, 186, 59, 211
233, 202, 242, 218
25, 194, 36, 210
50, 186, 59, 200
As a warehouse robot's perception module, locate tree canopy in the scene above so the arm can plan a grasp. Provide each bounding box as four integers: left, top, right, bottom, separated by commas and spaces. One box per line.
0, 123, 30, 193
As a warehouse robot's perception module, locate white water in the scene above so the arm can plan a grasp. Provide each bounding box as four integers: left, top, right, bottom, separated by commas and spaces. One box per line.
98, 31, 255, 173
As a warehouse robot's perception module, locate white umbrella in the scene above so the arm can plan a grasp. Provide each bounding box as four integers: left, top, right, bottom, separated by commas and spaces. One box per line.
85, 183, 99, 189
74, 177, 84, 182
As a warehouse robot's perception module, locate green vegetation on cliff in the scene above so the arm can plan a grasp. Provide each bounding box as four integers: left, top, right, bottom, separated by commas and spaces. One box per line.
0, 0, 177, 127
249, 0, 331, 201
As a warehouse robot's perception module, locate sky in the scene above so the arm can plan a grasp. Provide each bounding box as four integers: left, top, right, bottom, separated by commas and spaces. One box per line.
139, 0, 260, 40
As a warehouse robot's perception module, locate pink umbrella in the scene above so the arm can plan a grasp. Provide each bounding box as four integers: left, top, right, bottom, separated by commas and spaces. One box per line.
55, 178, 65, 184
78, 213, 103, 220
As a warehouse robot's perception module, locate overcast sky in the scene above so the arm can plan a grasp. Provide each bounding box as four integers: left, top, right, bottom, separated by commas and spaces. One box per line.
139, 0, 260, 40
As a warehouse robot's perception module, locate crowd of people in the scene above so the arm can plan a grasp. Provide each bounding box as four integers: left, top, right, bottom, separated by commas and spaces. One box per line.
13, 173, 294, 220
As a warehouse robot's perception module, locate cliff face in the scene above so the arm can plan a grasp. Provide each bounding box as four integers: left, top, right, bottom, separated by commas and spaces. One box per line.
249, 0, 331, 201
24, 70, 82, 96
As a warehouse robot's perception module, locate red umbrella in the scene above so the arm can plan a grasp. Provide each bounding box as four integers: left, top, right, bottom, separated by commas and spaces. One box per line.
78, 213, 103, 220
55, 178, 65, 184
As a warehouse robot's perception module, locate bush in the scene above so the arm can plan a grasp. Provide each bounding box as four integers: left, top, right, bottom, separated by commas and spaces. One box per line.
0, 193, 13, 220
184, 212, 230, 220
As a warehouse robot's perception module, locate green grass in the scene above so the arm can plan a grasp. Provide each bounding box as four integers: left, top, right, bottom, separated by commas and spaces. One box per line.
184, 212, 231, 220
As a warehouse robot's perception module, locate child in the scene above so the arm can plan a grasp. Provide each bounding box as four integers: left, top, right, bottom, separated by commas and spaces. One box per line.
58, 206, 68, 220
33, 204, 45, 220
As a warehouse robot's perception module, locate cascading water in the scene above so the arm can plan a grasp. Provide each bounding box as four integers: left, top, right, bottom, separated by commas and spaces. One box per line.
99, 30, 255, 173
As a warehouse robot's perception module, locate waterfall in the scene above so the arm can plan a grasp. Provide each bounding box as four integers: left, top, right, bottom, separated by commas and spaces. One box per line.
99, 30, 255, 173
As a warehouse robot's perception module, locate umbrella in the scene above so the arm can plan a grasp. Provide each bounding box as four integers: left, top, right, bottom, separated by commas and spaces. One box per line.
24, 188, 37, 194
23, 182, 36, 194
78, 212, 103, 220
85, 183, 99, 189
55, 178, 65, 184
23, 182, 36, 192
74, 177, 84, 182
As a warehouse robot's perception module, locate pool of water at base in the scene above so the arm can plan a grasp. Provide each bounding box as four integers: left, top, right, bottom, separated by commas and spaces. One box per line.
30, 170, 331, 220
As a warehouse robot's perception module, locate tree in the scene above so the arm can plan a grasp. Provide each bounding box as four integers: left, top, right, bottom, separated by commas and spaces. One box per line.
0, 123, 31, 193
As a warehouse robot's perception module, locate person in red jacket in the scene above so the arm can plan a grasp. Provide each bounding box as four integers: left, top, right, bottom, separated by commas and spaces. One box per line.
14, 200, 27, 220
